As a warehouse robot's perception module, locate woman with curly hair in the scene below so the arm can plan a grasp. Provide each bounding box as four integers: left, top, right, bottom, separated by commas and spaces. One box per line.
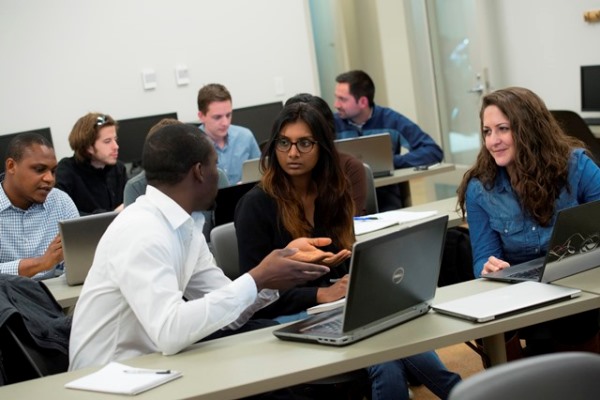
236, 102, 460, 400
457, 86, 600, 354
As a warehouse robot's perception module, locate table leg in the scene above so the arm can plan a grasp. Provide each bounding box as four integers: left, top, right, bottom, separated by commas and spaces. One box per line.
482, 333, 507, 366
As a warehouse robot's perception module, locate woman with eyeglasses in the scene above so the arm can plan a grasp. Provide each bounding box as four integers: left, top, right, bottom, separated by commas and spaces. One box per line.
235, 102, 460, 400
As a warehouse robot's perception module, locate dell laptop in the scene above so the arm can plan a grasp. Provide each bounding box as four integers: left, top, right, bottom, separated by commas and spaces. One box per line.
334, 133, 394, 178
484, 200, 600, 283
60, 212, 118, 286
273, 215, 448, 346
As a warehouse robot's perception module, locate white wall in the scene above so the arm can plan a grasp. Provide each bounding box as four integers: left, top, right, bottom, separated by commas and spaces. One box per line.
493, 0, 600, 118
0, 0, 319, 159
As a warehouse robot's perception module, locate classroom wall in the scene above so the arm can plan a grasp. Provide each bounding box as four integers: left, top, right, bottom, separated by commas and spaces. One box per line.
0, 0, 319, 160
492, 0, 600, 119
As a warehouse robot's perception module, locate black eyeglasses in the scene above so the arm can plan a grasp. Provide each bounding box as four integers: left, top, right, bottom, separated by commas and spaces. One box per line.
95, 115, 109, 127
275, 137, 317, 153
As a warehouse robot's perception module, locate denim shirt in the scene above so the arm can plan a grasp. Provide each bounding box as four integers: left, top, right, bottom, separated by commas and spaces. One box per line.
466, 149, 600, 277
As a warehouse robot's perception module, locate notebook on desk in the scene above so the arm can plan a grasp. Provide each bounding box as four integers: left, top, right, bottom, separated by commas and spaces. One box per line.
334, 133, 394, 177
432, 281, 581, 323
60, 212, 118, 286
273, 215, 448, 346
484, 200, 600, 283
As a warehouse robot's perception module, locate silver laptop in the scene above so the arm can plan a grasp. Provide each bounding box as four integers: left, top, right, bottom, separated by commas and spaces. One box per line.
60, 212, 118, 286
241, 158, 261, 183
273, 215, 448, 346
484, 200, 600, 283
432, 281, 581, 323
334, 133, 394, 177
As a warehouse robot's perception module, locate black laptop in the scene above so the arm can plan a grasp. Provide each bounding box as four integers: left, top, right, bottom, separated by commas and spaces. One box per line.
274, 215, 448, 346
213, 182, 256, 226
484, 200, 600, 283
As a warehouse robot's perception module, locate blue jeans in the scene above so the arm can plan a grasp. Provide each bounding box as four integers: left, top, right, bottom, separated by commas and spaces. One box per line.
368, 351, 461, 400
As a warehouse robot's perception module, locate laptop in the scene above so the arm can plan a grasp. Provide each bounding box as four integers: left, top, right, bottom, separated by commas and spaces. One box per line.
432, 281, 581, 323
484, 200, 600, 283
334, 133, 394, 178
213, 182, 256, 226
60, 212, 118, 286
241, 158, 262, 183
273, 215, 448, 346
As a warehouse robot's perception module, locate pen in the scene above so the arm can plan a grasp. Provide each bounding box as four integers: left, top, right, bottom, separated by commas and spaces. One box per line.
123, 369, 171, 374
329, 278, 340, 283
354, 216, 378, 221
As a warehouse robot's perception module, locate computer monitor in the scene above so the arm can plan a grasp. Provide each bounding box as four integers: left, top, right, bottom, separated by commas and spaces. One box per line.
0, 127, 53, 174
116, 112, 178, 165
581, 65, 600, 112
232, 101, 283, 146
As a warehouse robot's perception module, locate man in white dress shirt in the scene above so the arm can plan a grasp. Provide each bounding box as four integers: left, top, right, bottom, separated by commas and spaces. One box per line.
69, 124, 334, 370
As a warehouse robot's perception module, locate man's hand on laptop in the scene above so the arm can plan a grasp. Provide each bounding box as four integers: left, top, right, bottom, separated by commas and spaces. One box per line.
482, 256, 510, 275
285, 237, 351, 267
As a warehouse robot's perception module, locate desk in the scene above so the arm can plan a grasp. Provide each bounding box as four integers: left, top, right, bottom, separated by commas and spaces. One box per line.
373, 163, 455, 188
44, 275, 82, 310
555, 267, 600, 295
4, 279, 599, 400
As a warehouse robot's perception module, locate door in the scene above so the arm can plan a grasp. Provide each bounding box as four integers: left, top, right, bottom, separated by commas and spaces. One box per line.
427, 0, 498, 166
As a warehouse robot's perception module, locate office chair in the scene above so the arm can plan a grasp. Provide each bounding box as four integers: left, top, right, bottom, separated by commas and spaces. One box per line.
210, 222, 240, 279
551, 110, 600, 165
448, 352, 600, 400
363, 163, 379, 215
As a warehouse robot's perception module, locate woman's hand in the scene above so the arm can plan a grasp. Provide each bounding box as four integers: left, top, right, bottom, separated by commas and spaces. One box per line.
285, 237, 351, 267
316, 274, 349, 303
482, 256, 510, 275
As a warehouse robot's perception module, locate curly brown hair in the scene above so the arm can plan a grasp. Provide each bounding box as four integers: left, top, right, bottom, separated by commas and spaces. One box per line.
457, 87, 587, 226
259, 102, 355, 250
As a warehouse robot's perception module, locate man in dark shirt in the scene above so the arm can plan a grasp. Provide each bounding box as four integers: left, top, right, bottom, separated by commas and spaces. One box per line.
56, 113, 127, 215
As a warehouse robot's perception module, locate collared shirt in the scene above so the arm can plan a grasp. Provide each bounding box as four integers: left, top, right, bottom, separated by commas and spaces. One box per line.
466, 149, 600, 277
334, 104, 443, 168
69, 185, 276, 370
0, 180, 79, 279
200, 124, 261, 185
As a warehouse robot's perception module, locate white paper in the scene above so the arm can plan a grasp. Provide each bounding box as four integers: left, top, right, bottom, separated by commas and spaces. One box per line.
307, 298, 346, 314
65, 362, 182, 395
354, 210, 438, 235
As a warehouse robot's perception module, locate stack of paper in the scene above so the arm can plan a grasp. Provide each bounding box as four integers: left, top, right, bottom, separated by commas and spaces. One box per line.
354, 210, 438, 235
307, 298, 346, 314
65, 362, 182, 395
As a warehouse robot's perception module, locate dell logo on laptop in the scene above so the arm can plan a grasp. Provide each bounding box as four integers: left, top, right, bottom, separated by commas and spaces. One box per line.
392, 267, 405, 284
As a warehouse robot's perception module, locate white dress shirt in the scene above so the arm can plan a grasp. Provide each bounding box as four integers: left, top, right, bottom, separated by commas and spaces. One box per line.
69, 185, 276, 370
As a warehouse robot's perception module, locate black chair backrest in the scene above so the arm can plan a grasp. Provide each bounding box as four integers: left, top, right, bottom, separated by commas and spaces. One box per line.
551, 110, 600, 165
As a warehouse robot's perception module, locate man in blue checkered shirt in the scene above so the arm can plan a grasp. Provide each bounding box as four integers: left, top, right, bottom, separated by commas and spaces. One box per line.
0, 133, 78, 280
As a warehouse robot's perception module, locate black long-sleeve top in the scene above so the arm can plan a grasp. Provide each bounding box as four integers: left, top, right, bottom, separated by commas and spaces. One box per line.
234, 186, 348, 319
56, 156, 127, 215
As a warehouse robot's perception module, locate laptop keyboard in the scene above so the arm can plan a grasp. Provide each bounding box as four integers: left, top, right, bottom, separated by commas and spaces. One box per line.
300, 316, 343, 334
506, 266, 543, 280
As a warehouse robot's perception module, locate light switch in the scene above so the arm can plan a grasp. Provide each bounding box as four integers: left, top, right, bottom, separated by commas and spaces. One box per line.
141, 69, 157, 90
274, 77, 285, 96
175, 65, 190, 86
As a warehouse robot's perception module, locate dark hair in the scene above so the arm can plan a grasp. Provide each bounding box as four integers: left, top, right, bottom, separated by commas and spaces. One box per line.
197, 83, 232, 113
457, 87, 586, 226
335, 70, 375, 107
260, 102, 354, 250
6, 132, 54, 162
68, 112, 117, 162
143, 123, 213, 186
285, 93, 336, 140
